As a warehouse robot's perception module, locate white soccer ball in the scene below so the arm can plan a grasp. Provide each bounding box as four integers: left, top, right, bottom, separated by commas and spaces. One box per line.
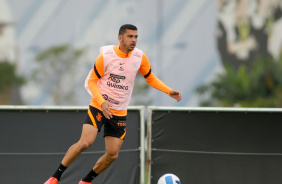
157, 173, 181, 184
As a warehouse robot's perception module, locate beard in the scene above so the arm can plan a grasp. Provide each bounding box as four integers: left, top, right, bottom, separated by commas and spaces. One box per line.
122, 39, 135, 52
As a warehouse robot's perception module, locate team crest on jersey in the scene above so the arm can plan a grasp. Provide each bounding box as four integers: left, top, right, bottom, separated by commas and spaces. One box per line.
119, 66, 124, 71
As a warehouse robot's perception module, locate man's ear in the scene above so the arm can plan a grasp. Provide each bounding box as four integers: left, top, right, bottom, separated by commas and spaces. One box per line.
118, 35, 122, 42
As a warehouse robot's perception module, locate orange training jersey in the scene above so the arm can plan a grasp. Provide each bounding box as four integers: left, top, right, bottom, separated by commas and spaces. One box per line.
85, 45, 172, 116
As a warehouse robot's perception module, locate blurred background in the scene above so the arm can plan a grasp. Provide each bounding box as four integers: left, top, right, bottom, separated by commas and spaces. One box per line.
0, 0, 282, 107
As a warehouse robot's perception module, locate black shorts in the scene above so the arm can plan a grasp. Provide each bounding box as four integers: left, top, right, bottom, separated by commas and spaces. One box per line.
84, 106, 127, 140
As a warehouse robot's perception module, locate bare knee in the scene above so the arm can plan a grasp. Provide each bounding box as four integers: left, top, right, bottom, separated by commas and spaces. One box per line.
105, 152, 119, 162
76, 141, 92, 152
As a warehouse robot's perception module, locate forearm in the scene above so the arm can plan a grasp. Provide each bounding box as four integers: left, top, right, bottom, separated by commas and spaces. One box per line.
145, 75, 172, 95
88, 82, 105, 106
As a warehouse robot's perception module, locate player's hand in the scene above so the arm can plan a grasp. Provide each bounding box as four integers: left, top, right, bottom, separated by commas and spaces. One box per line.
101, 101, 114, 119
169, 90, 182, 102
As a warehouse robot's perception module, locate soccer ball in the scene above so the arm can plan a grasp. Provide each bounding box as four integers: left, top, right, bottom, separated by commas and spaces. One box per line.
157, 173, 181, 184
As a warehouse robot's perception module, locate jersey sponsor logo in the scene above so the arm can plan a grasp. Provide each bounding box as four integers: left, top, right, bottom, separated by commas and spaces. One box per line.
117, 120, 126, 126
107, 81, 128, 90
96, 112, 102, 121
102, 94, 120, 105
107, 73, 128, 90
109, 74, 126, 80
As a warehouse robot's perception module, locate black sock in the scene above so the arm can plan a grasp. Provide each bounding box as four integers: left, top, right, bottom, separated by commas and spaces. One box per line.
52, 163, 67, 180
82, 169, 99, 182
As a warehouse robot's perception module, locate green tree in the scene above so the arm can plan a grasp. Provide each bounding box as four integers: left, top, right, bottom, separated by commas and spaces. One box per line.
0, 61, 25, 104
196, 55, 282, 107
32, 45, 84, 105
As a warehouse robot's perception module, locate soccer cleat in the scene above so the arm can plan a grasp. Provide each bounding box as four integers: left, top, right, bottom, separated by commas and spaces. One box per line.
44, 177, 58, 184
78, 180, 91, 184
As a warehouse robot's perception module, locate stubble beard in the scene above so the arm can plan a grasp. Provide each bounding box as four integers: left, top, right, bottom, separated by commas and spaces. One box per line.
122, 39, 134, 53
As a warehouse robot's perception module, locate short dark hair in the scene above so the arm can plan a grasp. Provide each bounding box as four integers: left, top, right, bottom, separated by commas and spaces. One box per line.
119, 24, 137, 35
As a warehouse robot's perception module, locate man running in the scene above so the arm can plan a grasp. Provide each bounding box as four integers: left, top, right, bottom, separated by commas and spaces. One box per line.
44, 24, 182, 184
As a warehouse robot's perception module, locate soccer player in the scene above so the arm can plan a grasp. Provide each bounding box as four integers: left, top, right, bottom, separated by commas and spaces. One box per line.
44, 24, 182, 184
